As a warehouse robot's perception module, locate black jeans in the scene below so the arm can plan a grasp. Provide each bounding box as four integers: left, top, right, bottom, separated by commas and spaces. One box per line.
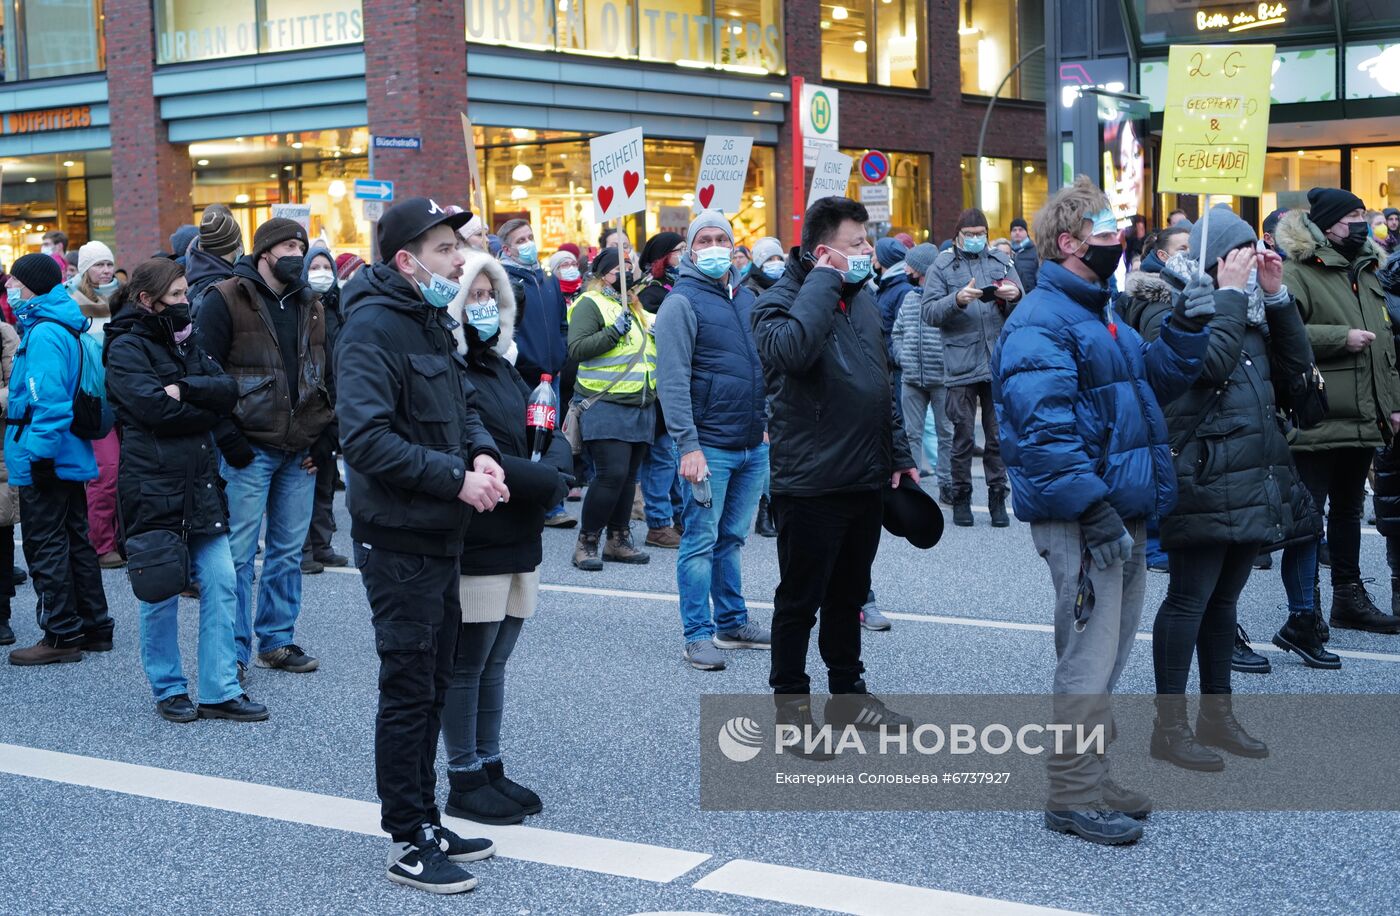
581, 439, 646, 534
1152, 542, 1259, 695
20, 481, 110, 648
361, 546, 461, 841
302, 457, 339, 558
0, 524, 13, 622
1291, 448, 1373, 585
945, 381, 1007, 496
769, 491, 882, 695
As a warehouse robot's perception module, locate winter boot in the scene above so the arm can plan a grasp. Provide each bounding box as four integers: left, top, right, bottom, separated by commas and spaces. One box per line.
952, 493, 974, 527
754, 496, 777, 538
572, 531, 603, 571
1272, 611, 1342, 669
0, 604, 12, 647
1149, 696, 1225, 772
1195, 695, 1268, 758
445, 767, 526, 825
988, 487, 1010, 528
603, 527, 650, 564
483, 759, 542, 815
1329, 580, 1400, 634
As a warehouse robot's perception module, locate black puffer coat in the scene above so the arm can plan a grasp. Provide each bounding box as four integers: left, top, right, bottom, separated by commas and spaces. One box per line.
104, 306, 241, 538
1127, 272, 1319, 549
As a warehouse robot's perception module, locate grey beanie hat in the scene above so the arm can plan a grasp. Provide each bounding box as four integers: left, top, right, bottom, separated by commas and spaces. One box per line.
687, 209, 734, 251
904, 242, 939, 278
751, 236, 784, 266
1188, 204, 1257, 269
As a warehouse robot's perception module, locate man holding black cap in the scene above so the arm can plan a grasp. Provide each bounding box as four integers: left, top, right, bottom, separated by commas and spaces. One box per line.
337, 197, 506, 894
196, 216, 333, 680
1274, 189, 1400, 634
4, 253, 111, 665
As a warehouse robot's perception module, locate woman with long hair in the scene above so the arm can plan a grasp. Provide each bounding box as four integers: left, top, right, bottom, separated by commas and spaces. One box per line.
104, 258, 266, 723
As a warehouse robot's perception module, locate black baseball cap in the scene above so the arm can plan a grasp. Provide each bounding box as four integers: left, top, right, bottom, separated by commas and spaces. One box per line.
377, 197, 471, 263
1262, 207, 1289, 235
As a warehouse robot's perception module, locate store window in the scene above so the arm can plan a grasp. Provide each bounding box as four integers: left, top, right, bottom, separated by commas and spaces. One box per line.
474, 131, 774, 254
1350, 146, 1400, 212
1263, 149, 1342, 215
1, 0, 105, 81
838, 149, 930, 238
466, 0, 784, 74
0, 151, 109, 266
190, 128, 373, 260
820, 0, 925, 88
960, 156, 1048, 240
957, 0, 1045, 100
156, 0, 364, 66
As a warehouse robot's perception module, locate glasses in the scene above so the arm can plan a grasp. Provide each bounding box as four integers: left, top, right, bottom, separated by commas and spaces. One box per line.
465, 288, 494, 303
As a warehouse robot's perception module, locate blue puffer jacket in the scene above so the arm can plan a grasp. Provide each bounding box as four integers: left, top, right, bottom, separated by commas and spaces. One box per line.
502, 260, 567, 386
990, 260, 1209, 523
5, 286, 99, 484
875, 269, 913, 362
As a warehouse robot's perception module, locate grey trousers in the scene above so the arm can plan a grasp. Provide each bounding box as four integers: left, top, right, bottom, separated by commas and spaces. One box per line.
1030, 517, 1147, 808
901, 381, 952, 486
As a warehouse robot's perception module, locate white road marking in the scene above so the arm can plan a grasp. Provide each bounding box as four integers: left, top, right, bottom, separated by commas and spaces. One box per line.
0, 743, 709, 884
693, 859, 1081, 916
320, 567, 1400, 665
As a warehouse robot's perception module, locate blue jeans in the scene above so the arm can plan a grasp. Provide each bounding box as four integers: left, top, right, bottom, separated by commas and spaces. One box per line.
641, 430, 683, 529
1281, 537, 1320, 615
138, 533, 241, 704
222, 445, 315, 665
677, 443, 768, 642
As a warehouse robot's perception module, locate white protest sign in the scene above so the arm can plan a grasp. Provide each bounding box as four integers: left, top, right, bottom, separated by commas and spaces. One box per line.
859, 183, 890, 222
806, 147, 853, 209
693, 135, 753, 214
271, 203, 311, 230
659, 205, 691, 235
590, 127, 646, 222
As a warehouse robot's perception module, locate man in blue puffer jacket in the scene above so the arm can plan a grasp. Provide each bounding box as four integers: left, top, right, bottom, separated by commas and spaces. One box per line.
991, 177, 1210, 846
4, 253, 110, 665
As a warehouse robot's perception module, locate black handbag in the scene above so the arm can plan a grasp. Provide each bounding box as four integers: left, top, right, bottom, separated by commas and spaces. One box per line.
125, 455, 195, 604
1277, 364, 1328, 431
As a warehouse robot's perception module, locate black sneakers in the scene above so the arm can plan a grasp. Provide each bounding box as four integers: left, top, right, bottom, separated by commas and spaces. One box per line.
156, 694, 197, 723
387, 827, 479, 894
433, 824, 496, 863
825, 693, 914, 732
1044, 807, 1144, 845
255, 643, 320, 672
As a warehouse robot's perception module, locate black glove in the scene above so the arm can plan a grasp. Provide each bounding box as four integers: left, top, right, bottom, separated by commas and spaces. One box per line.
29, 458, 57, 487
309, 433, 336, 473
1078, 500, 1134, 570
222, 437, 256, 470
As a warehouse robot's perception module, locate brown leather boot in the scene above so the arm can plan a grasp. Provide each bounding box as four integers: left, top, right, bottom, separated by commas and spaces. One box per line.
9, 639, 81, 666
604, 527, 651, 564
572, 531, 603, 571
645, 525, 681, 549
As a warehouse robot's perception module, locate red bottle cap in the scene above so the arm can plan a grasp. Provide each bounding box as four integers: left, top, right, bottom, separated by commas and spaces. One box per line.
539, 374, 553, 383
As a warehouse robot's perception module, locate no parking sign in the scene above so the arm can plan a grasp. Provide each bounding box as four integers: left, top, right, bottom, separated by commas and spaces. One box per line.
859, 150, 890, 184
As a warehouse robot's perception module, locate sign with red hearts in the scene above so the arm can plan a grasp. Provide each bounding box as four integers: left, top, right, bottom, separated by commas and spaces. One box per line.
693, 134, 753, 215
590, 127, 646, 223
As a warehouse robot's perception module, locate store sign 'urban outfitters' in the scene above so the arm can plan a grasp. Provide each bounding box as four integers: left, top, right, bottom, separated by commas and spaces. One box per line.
466, 0, 784, 74
1, 106, 92, 135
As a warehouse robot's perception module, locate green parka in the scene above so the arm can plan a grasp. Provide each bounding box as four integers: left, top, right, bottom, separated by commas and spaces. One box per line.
1276, 209, 1400, 451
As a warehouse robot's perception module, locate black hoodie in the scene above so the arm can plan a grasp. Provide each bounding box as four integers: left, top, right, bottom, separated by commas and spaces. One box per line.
335, 263, 501, 556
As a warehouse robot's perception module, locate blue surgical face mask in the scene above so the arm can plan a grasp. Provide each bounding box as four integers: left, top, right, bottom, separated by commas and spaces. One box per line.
410, 254, 459, 309
738, 262, 751, 278
961, 235, 987, 255
466, 296, 500, 341
557, 265, 580, 282
693, 246, 732, 280
96, 279, 120, 298
841, 253, 872, 284
762, 260, 785, 280
515, 241, 539, 265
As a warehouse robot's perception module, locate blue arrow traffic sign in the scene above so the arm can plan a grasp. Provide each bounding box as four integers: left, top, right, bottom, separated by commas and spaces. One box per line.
354, 179, 395, 201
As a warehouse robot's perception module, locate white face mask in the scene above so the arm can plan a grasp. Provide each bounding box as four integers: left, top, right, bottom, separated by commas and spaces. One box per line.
307, 269, 336, 293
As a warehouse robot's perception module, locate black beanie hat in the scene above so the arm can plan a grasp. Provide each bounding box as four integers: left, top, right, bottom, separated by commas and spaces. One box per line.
639, 232, 683, 269
1009, 217, 1028, 232
1307, 187, 1365, 233
11, 252, 63, 297
251, 218, 308, 260
591, 246, 621, 278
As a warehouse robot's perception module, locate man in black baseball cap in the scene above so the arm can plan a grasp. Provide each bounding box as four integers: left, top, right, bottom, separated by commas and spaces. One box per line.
335, 195, 505, 894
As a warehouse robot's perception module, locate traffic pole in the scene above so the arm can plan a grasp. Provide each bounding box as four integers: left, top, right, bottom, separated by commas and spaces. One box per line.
790, 75, 805, 251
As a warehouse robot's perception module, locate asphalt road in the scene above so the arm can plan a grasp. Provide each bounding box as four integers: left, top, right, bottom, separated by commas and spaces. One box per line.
2, 475, 1398, 915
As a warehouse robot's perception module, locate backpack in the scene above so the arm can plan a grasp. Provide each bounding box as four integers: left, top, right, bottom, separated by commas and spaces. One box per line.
29, 317, 114, 440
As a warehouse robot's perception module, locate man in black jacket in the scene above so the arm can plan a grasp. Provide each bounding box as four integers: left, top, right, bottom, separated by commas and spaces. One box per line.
336, 197, 507, 895
752, 196, 917, 732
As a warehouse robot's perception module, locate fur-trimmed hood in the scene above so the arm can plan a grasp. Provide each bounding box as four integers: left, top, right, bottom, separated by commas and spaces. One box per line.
1275, 209, 1388, 265
447, 249, 517, 359
1122, 269, 1173, 303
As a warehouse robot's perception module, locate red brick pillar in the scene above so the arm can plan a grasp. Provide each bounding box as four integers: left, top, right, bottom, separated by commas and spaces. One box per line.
105, 0, 192, 263
778, 0, 822, 249
363, 0, 471, 208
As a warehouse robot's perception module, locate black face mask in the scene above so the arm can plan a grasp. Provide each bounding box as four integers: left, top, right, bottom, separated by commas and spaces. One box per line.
1077, 242, 1122, 285
268, 254, 304, 285
609, 271, 630, 295
145, 301, 191, 344
1332, 221, 1369, 261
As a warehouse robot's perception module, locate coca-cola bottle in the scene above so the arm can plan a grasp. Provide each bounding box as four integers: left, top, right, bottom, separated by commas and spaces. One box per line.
526, 374, 558, 462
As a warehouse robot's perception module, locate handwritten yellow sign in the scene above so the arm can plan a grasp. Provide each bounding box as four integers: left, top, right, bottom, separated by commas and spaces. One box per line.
1159, 43, 1275, 197
1196, 3, 1288, 34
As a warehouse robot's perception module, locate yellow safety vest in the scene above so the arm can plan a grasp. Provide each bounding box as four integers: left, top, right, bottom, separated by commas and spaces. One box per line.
568, 289, 657, 397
